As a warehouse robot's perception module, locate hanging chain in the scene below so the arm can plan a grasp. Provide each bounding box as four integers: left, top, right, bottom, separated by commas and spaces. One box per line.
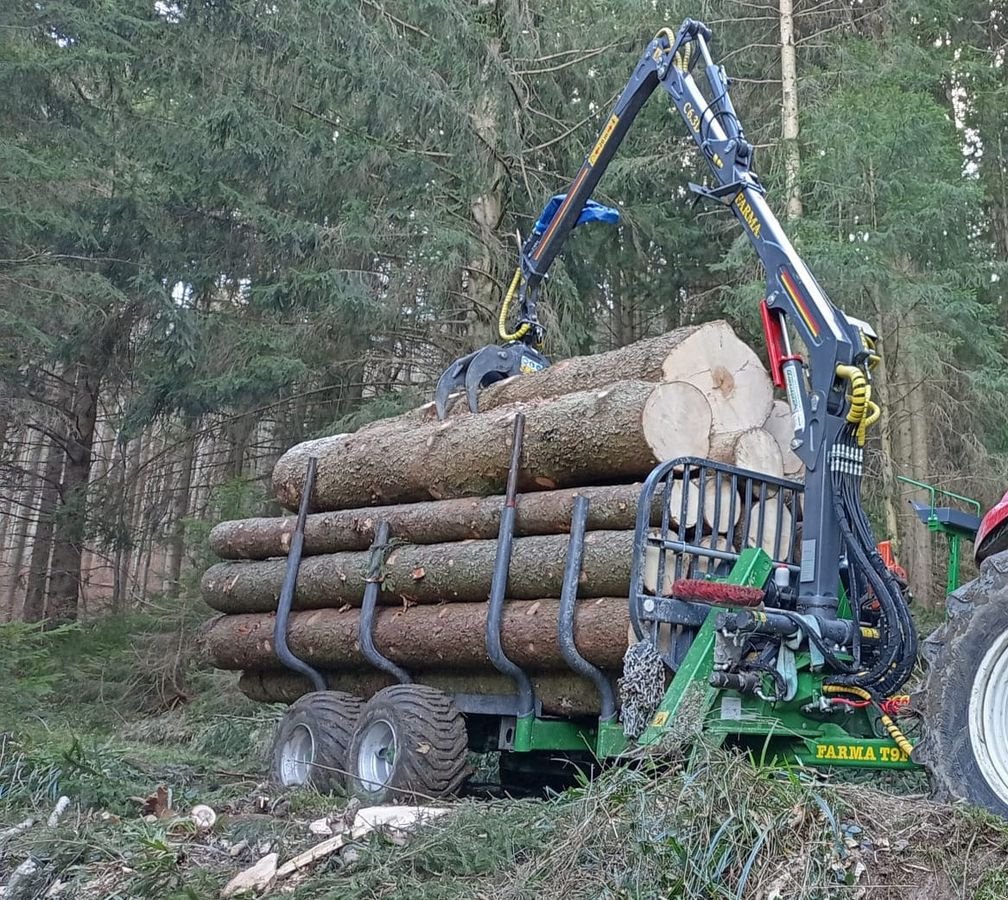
618, 639, 667, 739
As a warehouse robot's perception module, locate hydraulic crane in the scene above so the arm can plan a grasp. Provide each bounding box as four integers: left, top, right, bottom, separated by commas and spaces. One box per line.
436, 18, 913, 702
264, 19, 1008, 821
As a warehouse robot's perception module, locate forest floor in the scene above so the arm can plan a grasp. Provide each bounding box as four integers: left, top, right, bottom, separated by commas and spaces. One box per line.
2, 612, 1008, 900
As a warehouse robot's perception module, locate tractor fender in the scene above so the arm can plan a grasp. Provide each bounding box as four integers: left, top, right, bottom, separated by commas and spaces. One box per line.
976, 490, 1008, 564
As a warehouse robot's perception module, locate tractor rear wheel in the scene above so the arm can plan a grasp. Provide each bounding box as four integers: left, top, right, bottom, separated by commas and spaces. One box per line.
920, 552, 1008, 817
346, 685, 468, 804
270, 690, 362, 793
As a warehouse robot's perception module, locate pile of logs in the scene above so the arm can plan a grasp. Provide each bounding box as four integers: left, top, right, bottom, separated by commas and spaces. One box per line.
201, 320, 802, 715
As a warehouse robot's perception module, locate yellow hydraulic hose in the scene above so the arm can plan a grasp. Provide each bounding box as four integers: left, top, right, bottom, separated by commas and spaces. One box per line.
835, 364, 881, 446
498, 267, 531, 342
822, 684, 914, 757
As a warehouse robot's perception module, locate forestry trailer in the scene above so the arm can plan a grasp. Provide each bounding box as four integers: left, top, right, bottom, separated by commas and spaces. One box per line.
270, 19, 1008, 818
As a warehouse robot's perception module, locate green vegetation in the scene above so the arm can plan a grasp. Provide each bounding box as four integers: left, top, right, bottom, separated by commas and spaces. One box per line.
2, 617, 1007, 899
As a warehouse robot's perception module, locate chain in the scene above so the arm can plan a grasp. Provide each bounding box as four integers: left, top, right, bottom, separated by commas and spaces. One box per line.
618, 639, 668, 739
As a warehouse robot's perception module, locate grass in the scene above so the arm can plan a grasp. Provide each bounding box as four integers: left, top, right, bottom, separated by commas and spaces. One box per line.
2, 613, 1008, 899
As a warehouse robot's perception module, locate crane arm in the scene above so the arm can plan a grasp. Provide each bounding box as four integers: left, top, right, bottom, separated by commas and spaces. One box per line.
437, 19, 892, 623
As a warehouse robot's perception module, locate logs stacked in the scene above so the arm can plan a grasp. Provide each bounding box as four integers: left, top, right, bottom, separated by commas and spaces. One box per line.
201, 320, 803, 715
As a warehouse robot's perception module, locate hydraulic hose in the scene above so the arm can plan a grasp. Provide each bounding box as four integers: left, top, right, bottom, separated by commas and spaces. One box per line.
498, 267, 531, 342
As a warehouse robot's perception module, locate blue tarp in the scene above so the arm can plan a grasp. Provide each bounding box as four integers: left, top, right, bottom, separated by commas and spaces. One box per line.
532, 194, 620, 236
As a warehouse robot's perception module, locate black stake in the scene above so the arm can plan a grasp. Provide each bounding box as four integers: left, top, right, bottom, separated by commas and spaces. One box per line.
274, 457, 327, 693
485, 413, 535, 718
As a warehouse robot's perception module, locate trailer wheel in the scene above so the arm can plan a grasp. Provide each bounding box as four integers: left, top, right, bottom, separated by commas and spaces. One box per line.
920, 553, 1008, 817
347, 685, 468, 803
270, 691, 362, 792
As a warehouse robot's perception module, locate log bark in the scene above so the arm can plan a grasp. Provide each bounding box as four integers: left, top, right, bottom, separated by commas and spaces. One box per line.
661, 321, 774, 434
202, 597, 630, 672
237, 669, 617, 718
273, 380, 704, 510
210, 483, 653, 559
368, 324, 709, 425
201, 529, 634, 613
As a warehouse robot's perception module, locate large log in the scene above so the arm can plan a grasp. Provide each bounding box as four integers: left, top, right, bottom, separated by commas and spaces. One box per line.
201, 529, 634, 613
273, 380, 712, 510
763, 399, 804, 477
661, 321, 774, 433
210, 483, 652, 560
203, 597, 630, 672
238, 669, 617, 717
362, 324, 710, 426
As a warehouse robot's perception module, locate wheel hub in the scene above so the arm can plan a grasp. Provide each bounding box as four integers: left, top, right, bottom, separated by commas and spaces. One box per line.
357, 719, 396, 793
969, 630, 1008, 807
279, 723, 316, 786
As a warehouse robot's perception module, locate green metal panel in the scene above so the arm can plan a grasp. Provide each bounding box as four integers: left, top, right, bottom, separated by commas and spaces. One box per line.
595, 721, 628, 758
636, 548, 775, 748
517, 716, 596, 752
947, 533, 962, 593
795, 736, 916, 770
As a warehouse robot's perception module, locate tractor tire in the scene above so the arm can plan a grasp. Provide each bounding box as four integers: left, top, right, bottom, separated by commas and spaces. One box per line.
919, 551, 1008, 817
270, 690, 362, 793
346, 685, 469, 804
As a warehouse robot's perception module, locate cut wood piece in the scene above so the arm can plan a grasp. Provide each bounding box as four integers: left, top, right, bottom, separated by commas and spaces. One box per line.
640, 383, 712, 462
744, 497, 794, 560
691, 535, 736, 578
202, 597, 631, 672
210, 483, 654, 560
201, 530, 634, 613
660, 320, 774, 433
701, 477, 742, 534
238, 669, 619, 718
733, 429, 784, 484
274, 380, 698, 510
764, 399, 804, 476
642, 532, 680, 596
362, 325, 708, 425
668, 478, 700, 529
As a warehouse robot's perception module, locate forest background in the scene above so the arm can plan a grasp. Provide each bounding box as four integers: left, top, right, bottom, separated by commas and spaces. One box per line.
2, 0, 1007, 627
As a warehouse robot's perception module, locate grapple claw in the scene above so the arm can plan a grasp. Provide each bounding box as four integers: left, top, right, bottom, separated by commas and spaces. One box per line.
434, 349, 480, 420
434, 342, 549, 419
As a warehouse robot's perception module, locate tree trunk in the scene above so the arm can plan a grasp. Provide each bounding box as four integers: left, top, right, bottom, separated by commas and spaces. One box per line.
273, 380, 712, 510
868, 330, 901, 550
22, 440, 65, 622
1, 437, 44, 621
210, 482, 654, 559
373, 323, 709, 425
237, 668, 616, 717
904, 356, 934, 606
779, 0, 803, 219
46, 363, 100, 624
166, 421, 198, 599
203, 596, 629, 672
201, 529, 634, 613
